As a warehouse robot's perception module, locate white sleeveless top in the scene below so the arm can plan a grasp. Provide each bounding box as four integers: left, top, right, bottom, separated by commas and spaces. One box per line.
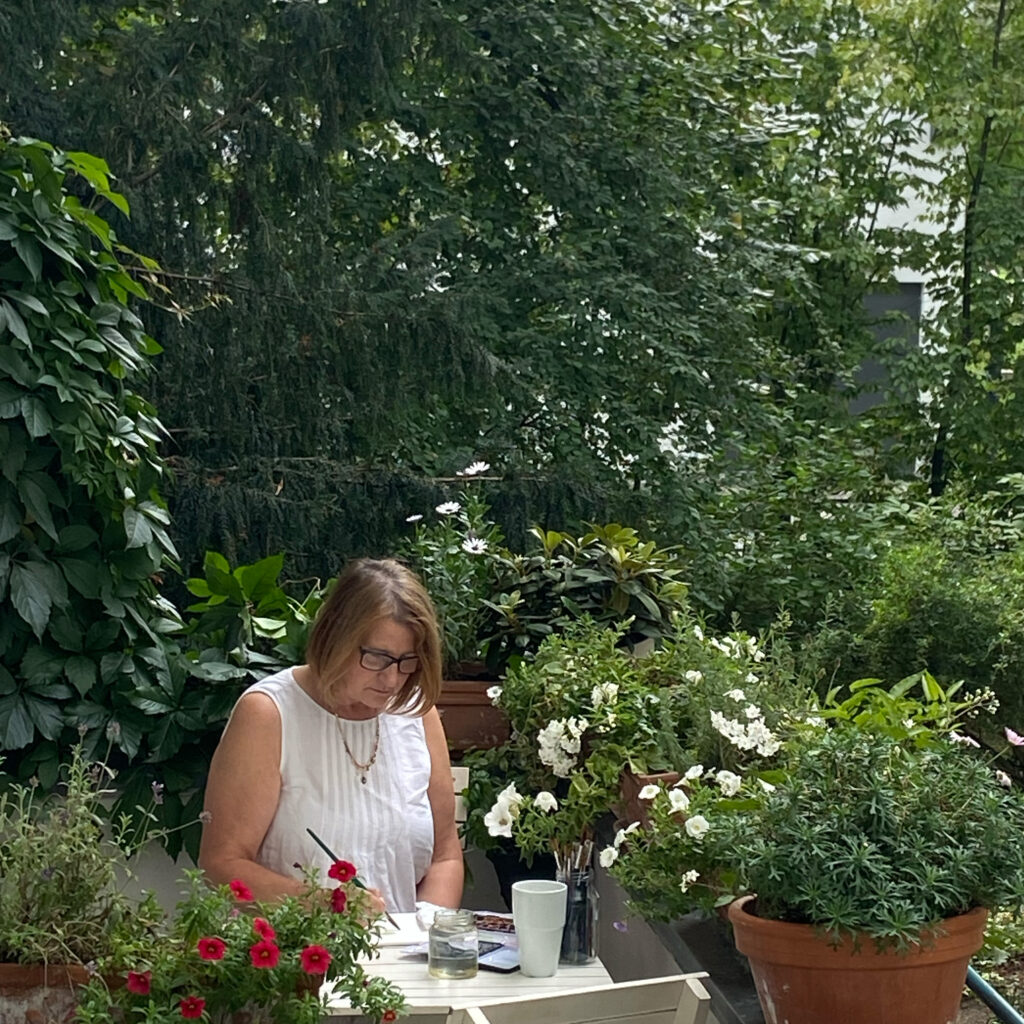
240, 668, 435, 912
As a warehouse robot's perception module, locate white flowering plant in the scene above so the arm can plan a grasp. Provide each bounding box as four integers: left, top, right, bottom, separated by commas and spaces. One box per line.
400, 480, 504, 675
482, 759, 621, 867
607, 675, 1024, 949
469, 614, 799, 860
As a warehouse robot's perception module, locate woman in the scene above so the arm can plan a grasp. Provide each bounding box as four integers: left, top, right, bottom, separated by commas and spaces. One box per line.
199, 558, 464, 912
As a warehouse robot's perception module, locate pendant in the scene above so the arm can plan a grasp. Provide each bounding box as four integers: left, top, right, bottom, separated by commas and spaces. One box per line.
360, 773, 367, 785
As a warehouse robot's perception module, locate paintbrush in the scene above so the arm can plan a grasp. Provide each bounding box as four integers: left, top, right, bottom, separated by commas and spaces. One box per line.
306, 826, 401, 929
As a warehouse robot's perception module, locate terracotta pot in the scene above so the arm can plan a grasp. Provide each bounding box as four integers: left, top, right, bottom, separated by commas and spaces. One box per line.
436, 679, 510, 753
0, 962, 93, 1023
617, 768, 682, 828
728, 895, 989, 1024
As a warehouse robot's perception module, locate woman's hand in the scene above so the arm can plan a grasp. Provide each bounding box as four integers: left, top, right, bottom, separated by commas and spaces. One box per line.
364, 885, 387, 918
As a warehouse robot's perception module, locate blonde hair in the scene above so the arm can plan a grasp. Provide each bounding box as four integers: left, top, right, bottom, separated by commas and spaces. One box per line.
305, 558, 442, 715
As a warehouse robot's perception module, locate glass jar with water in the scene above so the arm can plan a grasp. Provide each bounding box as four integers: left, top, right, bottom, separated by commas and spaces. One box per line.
428, 909, 479, 978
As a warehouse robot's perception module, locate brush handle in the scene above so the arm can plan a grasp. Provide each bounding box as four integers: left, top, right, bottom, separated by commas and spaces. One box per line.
305, 827, 400, 929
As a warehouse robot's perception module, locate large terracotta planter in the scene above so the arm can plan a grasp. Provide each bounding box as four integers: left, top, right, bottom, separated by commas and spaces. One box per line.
437, 679, 510, 753
0, 962, 92, 1023
728, 895, 988, 1024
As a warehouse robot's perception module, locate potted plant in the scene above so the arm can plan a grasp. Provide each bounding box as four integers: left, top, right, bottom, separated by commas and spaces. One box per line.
0, 742, 164, 1020
479, 522, 689, 676
467, 617, 695, 910
605, 675, 1024, 1024
75, 867, 404, 1024
400, 483, 511, 753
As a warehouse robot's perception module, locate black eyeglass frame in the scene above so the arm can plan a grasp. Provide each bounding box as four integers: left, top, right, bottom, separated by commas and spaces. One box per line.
359, 647, 420, 675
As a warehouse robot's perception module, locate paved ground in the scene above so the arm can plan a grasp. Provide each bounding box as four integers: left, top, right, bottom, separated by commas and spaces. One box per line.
956, 956, 1024, 1023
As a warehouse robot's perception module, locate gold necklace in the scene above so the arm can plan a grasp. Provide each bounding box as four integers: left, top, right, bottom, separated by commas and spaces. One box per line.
335, 715, 380, 784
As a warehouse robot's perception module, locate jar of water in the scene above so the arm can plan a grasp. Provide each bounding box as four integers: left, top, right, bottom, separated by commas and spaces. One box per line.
428, 909, 479, 979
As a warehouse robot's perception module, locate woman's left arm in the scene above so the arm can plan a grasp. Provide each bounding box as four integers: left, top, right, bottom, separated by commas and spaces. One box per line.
416, 708, 465, 908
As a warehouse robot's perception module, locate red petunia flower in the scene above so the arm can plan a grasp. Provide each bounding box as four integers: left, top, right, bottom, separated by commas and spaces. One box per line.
253, 917, 276, 940
229, 878, 254, 901
382, 1009, 398, 1022
197, 936, 226, 961
300, 944, 332, 974
249, 939, 281, 968
180, 995, 206, 1019
327, 859, 357, 883
126, 970, 151, 995
330, 887, 348, 913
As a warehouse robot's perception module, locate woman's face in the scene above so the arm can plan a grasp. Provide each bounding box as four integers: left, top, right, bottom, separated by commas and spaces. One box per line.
336, 617, 418, 714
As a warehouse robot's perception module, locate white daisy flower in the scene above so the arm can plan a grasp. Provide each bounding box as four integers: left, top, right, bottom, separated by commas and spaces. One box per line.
405, 513, 424, 522
435, 501, 461, 515
458, 461, 491, 476
461, 537, 488, 555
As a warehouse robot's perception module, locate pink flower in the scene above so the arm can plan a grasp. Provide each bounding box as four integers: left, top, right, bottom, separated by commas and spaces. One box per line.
179, 995, 206, 1019
249, 939, 281, 968
1006, 726, 1024, 747
300, 944, 332, 974
328, 859, 357, 883
126, 970, 151, 995
253, 917, 276, 940
330, 887, 348, 913
229, 878, 254, 901
197, 936, 226, 961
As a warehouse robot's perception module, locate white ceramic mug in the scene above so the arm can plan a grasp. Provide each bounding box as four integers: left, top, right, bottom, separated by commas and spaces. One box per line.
511, 879, 568, 977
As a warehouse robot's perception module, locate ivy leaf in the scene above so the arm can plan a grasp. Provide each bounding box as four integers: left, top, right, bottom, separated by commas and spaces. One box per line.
0, 298, 30, 344
12, 234, 42, 281
10, 560, 54, 638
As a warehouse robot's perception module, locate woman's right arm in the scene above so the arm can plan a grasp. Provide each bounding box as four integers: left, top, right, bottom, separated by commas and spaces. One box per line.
197, 692, 306, 901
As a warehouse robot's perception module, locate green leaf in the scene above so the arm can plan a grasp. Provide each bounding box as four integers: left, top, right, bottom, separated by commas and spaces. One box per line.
65, 655, 97, 696
24, 695, 64, 740
61, 557, 102, 599
19, 474, 58, 540
20, 395, 52, 438
237, 553, 285, 602
7, 291, 48, 316
57, 524, 98, 552
123, 506, 154, 549
0, 696, 34, 749
13, 234, 42, 281
0, 298, 30, 344
10, 560, 54, 638
21, 645, 65, 685
0, 492, 20, 544
1, 427, 27, 482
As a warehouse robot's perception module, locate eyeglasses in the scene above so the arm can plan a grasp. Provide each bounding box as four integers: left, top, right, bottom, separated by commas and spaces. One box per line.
359, 647, 420, 675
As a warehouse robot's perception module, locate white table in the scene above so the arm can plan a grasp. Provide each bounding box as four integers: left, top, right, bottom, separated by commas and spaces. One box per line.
323, 914, 613, 1021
